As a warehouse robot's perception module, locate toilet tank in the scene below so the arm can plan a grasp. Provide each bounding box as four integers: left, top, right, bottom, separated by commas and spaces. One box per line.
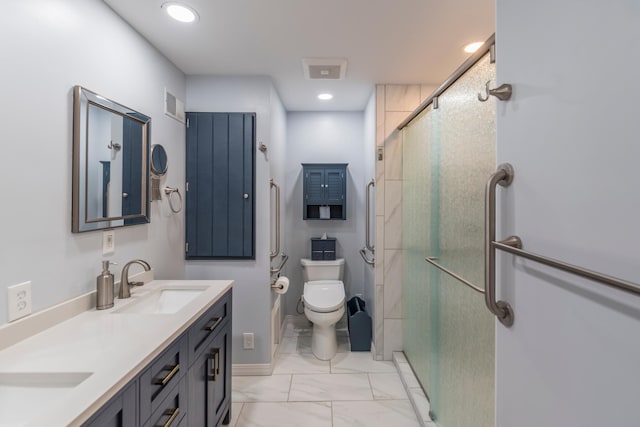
301, 258, 345, 282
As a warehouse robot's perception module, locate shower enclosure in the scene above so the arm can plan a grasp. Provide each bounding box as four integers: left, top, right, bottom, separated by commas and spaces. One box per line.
402, 40, 496, 426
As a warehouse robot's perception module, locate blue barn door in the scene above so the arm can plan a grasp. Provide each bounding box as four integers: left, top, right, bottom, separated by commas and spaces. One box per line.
185, 112, 255, 259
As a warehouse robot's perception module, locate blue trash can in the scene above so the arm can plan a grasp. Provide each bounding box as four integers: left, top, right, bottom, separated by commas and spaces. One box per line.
346, 296, 371, 351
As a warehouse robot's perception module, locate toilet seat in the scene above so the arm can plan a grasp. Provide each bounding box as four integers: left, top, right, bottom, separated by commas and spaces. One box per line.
303, 280, 345, 313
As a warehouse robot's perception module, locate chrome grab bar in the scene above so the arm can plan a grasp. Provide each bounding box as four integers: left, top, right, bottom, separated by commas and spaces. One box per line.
360, 179, 376, 266
487, 162, 640, 328
493, 237, 640, 296
425, 257, 484, 294
365, 179, 375, 254
485, 163, 516, 327
359, 248, 375, 266
270, 180, 280, 260
270, 253, 289, 274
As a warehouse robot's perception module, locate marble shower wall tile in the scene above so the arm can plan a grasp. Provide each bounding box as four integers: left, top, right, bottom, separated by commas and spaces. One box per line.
375, 216, 385, 285
376, 85, 386, 147
383, 319, 403, 361
385, 85, 421, 112
384, 180, 403, 249
375, 164, 385, 216
374, 284, 385, 359
384, 129, 403, 180
383, 249, 403, 319
384, 112, 411, 141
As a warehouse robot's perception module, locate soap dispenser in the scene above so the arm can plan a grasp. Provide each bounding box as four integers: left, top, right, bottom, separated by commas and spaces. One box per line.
96, 260, 115, 310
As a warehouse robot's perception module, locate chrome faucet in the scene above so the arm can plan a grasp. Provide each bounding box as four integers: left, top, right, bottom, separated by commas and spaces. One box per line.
118, 259, 151, 299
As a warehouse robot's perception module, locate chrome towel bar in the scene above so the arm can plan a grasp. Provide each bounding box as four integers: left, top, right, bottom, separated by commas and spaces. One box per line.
424, 257, 484, 294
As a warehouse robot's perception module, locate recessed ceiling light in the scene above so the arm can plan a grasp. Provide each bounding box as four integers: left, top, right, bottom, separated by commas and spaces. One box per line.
463, 41, 484, 53
162, 2, 199, 23
318, 93, 333, 100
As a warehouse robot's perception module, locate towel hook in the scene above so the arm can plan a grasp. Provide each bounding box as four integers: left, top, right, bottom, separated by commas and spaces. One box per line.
478, 81, 513, 102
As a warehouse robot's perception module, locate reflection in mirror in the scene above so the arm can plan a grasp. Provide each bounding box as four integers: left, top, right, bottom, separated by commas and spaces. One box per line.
72, 86, 150, 233
150, 144, 168, 176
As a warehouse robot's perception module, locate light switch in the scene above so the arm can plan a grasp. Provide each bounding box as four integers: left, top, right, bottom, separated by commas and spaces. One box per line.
103, 230, 115, 254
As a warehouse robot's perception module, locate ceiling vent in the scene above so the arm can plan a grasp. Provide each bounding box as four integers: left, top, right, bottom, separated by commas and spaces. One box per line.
302, 58, 347, 80
164, 88, 185, 123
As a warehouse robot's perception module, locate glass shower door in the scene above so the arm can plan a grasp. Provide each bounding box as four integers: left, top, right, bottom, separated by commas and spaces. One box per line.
402, 53, 496, 427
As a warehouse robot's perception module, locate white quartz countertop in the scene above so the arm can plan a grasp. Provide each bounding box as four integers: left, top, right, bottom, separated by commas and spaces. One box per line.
0, 279, 233, 427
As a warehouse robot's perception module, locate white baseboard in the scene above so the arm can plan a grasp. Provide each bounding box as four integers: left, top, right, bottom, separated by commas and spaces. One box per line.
232, 363, 274, 376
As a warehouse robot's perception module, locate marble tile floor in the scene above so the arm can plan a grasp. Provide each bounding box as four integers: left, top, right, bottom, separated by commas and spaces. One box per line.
229, 316, 424, 427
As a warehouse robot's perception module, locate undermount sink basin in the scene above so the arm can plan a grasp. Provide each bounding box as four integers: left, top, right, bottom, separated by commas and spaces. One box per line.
114, 288, 205, 314
0, 372, 92, 425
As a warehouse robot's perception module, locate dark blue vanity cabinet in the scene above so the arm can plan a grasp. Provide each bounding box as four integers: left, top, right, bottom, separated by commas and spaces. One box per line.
186, 112, 255, 259
302, 163, 348, 220
83, 381, 137, 427
82, 290, 232, 427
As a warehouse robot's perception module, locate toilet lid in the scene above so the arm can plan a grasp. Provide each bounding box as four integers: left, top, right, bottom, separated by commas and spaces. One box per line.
303, 280, 345, 313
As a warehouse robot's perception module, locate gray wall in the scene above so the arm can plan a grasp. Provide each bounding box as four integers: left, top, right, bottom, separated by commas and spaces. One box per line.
496, 0, 640, 424
0, 0, 186, 325
282, 112, 368, 316
184, 76, 286, 365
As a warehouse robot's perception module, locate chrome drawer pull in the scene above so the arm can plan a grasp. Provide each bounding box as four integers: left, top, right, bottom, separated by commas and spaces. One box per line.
154, 364, 180, 387
159, 407, 180, 427
215, 347, 221, 375
204, 316, 223, 332
208, 349, 220, 381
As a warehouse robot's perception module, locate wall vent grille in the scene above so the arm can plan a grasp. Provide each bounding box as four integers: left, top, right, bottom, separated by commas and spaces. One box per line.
164, 88, 185, 123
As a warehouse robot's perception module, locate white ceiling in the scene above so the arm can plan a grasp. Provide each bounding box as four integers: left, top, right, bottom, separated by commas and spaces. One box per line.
103, 0, 495, 111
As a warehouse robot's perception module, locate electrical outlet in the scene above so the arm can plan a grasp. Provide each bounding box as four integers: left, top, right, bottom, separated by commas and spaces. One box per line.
102, 230, 115, 254
243, 332, 254, 349
8, 281, 32, 322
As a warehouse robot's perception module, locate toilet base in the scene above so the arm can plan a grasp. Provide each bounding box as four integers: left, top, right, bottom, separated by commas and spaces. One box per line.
304, 305, 345, 361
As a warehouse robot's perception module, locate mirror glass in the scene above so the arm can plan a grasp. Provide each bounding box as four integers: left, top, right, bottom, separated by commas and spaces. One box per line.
72, 86, 150, 232
151, 144, 168, 176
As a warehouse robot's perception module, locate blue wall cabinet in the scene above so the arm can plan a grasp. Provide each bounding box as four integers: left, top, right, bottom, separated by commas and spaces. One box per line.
186, 113, 255, 259
302, 163, 348, 220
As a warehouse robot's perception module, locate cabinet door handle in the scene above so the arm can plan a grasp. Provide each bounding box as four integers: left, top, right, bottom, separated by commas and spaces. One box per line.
208, 349, 220, 381
204, 317, 223, 332
160, 407, 180, 427
154, 364, 180, 387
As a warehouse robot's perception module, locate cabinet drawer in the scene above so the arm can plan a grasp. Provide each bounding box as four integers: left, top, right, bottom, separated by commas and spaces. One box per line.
189, 290, 231, 361
142, 376, 187, 427
139, 334, 188, 423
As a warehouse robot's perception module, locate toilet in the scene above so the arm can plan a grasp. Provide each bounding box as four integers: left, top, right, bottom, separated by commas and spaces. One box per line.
301, 258, 346, 360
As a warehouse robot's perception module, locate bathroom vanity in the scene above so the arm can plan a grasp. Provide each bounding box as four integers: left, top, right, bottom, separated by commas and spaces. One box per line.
0, 279, 233, 427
